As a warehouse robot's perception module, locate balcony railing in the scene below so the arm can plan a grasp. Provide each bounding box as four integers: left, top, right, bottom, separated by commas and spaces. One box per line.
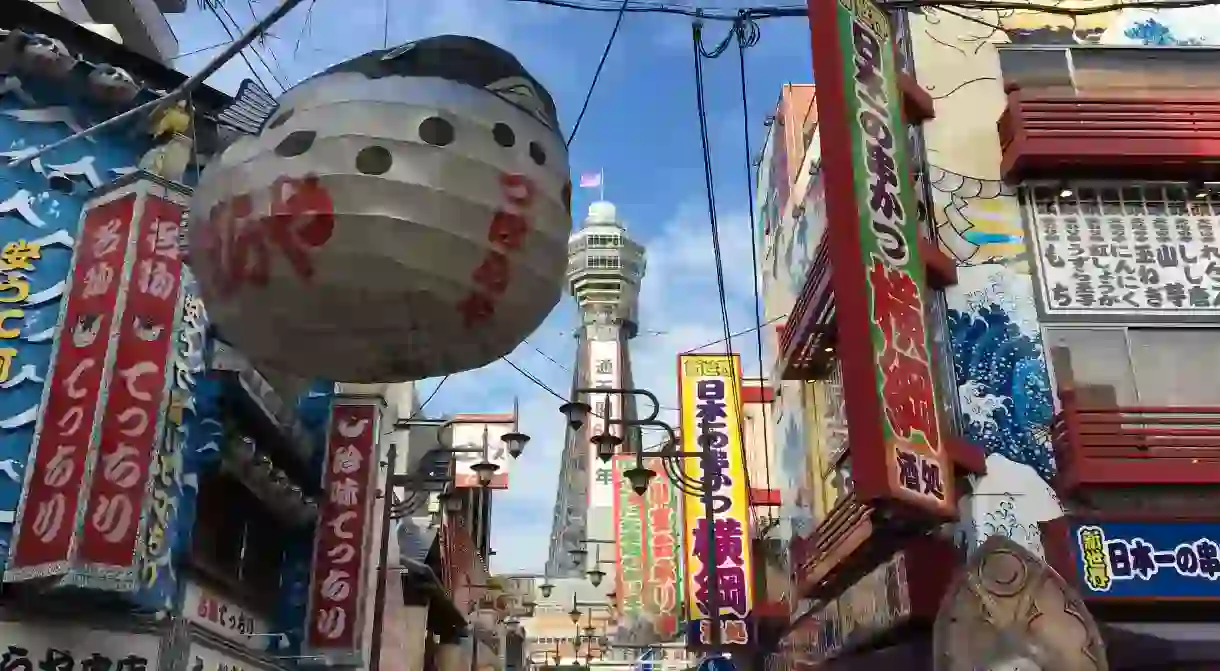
995, 45, 1220, 181
778, 228, 834, 380
1051, 387, 1220, 495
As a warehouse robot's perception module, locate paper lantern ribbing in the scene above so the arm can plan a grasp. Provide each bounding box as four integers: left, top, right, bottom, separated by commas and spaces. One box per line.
188, 35, 572, 383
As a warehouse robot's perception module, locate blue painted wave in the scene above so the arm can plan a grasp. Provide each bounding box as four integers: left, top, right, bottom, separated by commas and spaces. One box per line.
948, 302, 1056, 482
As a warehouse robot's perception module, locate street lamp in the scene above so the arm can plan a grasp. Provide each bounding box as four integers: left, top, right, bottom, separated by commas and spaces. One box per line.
557, 385, 723, 648
585, 545, 607, 588
568, 593, 582, 624
539, 575, 555, 598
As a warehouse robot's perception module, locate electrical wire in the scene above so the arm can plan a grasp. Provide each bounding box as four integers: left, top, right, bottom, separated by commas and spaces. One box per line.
680, 314, 787, 354
215, 0, 292, 90
406, 374, 450, 421
199, 0, 282, 94
565, 0, 631, 147
691, 17, 761, 530
512, 0, 1220, 19
733, 10, 775, 530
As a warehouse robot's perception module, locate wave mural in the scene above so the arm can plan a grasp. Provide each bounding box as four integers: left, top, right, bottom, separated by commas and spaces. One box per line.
947, 266, 1055, 482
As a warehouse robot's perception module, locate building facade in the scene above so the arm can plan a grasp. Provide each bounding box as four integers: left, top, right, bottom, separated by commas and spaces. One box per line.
0, 7, 503, 671
765, 2, 1220, 668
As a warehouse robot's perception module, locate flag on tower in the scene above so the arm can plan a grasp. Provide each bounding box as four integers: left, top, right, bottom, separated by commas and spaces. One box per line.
579, 171, 603, 188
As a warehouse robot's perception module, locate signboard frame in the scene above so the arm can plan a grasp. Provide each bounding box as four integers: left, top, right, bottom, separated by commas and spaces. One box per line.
806, 0, 955, 518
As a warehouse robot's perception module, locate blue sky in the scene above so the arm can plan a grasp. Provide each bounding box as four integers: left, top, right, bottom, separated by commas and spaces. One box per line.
171, 0, 813, 573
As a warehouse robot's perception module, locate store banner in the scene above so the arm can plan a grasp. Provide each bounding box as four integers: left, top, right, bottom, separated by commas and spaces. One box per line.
7, 192, 138, 581
305, 397, 383, 662
77, 187, 185, 578
136, 268, 208, 612
642, 457, 683, 641
613, 455, 647, 630
807, 0, 954, 518
9, 179, 191, 591
1070, 520, 1220, 600
0, 620, 161, 671
677, 354, 754, 648
184, 580, 274, 649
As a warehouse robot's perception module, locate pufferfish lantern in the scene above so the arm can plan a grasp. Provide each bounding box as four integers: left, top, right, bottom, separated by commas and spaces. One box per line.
188, 36, 572, 383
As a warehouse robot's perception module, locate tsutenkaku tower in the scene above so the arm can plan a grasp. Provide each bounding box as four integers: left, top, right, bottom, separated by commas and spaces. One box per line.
546, 201, 646, 579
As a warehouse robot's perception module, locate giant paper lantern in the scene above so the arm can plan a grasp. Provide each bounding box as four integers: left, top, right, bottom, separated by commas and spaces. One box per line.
188, 35, 572, 382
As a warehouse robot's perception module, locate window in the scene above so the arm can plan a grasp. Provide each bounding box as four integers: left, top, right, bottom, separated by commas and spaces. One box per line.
191, 468, 288, 615
1045, 326, 1220, 406
587, 255, 620, 270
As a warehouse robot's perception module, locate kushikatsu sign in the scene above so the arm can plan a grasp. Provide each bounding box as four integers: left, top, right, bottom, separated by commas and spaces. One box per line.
678, 354, 753, 648
305, 397, 383, 663
806, 0, 954, 517
7, 176, 188, 589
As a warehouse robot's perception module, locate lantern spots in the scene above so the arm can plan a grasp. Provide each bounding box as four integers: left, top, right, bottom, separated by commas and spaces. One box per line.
493, 122, 516, 148
267, 109, 293, 130
276, 130, 316, 157
356, 146, 393, 176
528, 141, 546, 166
419, 116, 455, 147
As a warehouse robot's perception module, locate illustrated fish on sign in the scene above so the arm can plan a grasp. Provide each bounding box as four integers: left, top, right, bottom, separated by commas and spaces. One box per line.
338, 417, 369, 439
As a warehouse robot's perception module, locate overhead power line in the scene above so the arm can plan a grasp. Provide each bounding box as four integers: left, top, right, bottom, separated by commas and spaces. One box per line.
511, 0, 1220, 19
565, 0, 630, 147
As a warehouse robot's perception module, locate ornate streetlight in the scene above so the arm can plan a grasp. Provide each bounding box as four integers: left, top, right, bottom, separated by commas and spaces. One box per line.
558, 386, 722, 647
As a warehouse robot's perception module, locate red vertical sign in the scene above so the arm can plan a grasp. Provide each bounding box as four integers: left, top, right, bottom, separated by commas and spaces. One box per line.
8, 195, 137, 574
307, 401, 379, 652
77, 194, 184, 568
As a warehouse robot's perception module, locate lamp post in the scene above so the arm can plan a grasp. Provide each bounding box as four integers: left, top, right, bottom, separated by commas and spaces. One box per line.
371, 414, 532, 671
558, 387, 722, 648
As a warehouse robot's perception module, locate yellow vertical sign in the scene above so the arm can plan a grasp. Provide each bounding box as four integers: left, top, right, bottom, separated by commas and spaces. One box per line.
678, 353, 755, 647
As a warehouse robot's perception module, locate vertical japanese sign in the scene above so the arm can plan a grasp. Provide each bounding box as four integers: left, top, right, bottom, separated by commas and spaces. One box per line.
643, 456, 683, 641
306, 399, 382, 660
7, 194, 138, 580
677, 354, 753, 647
78, 191, 184, 578
137, 266, 208, 611
613, 455, 646, 631
587, 339, 621, 508
807, 0, 954, 516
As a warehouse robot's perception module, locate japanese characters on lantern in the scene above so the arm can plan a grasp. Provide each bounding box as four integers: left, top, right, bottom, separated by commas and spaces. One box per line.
0, 238, 44, 385
807, 0, 953, 517
457, 173, 536, 329
677, 354, 753, 648
306, 400, 381, 658
78, 192, 185, 579
7, 194, 139, 580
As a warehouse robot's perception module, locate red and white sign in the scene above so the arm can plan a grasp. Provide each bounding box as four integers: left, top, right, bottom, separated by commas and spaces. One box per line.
78, 193, 184, 570
7, 194, 138, 578
643, 457, 681, 640
306, 400, 381, 655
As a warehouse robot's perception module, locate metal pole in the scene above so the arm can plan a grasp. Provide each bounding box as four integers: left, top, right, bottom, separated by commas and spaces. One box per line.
8, 0, 309, 169
370, 443, 398, 671
699, 427, 720, 649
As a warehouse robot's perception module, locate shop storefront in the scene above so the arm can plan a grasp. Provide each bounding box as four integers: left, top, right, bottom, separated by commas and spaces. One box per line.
172, 580, 291, 671
0, 617, 164, 671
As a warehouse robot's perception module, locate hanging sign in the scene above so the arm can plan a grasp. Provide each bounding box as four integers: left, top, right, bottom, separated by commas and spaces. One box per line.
304, 398, 382, 663
806, 0, 954, 518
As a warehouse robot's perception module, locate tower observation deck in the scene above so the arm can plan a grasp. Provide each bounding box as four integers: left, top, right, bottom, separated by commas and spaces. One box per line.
545, 201, 647, 579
